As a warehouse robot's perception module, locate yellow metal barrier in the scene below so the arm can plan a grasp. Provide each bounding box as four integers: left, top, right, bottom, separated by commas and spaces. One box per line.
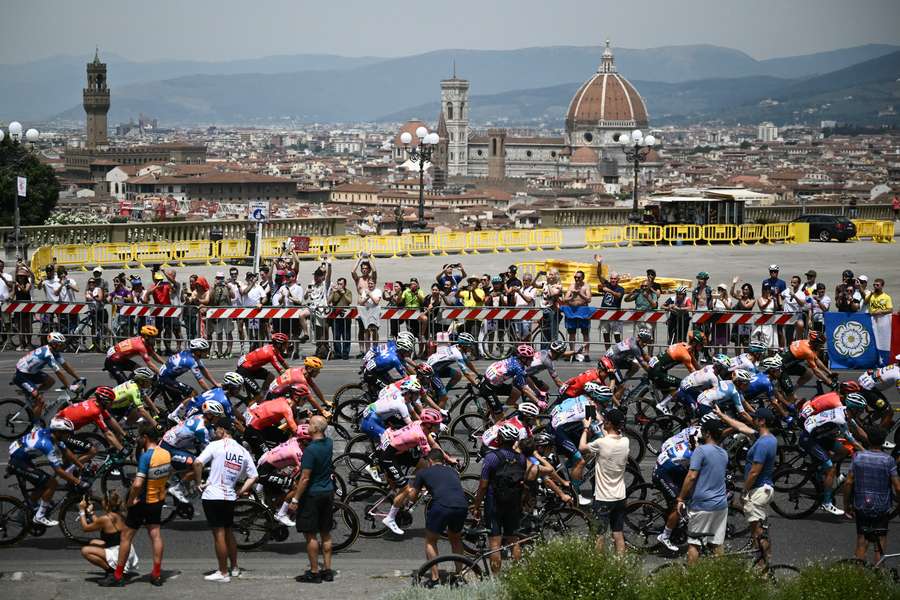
172, 240, 213, 266
53, 244, 94, 269
585, 226, 625, 248
498, 229, 531, 252
530, 228, 562, 250
764, 223, 792, 244
739, 224, 766, 244
789, 222, 809, 244
624, 225, 662, 246
874, 221, 895, 243
262, 237, 289, 258
514, 262, 545, 278
319, 235, 364, 258
402, 233, 434, 256
132, 241, 172, 268
663, 224, 702, 246
30, 246, 55, 274
217, 239, 250, 263
364, 235, 403, 257
701, 224, 738, 245
467, 231, 499, 254
434, 231, 469, 255
852, 220, 880, 240
93, 243, 134, 266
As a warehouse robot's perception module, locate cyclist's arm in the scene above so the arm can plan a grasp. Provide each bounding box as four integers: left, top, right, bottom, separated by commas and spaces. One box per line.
426, 432, 452, 463
198, 365, 217, 390
462, 362, 479, 385
307, 379, 327, 408
282, 406, 298, 433
144, 348, 164, 370
53, 463, 82, 487
810, 357, 833, 383
104, 417, 126, 451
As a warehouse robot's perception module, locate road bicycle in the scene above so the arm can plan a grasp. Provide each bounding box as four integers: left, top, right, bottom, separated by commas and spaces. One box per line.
833, 525, 900, 585
0, 377, 87, 440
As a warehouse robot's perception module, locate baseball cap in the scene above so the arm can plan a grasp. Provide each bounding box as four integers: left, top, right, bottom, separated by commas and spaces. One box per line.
804, 269, 816, 277
152, 271, 163, 281
215, 271, 226, 278
604, 408, 625, 429
753, 407, 777, 424
858, 275, 868, 282
92, 266, 103, 273
768, 264, 779, 271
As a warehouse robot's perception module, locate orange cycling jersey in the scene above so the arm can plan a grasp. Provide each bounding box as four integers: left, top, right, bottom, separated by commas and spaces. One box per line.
799, 391, 841, 420
58, 398, 111, 432
666, 343, 696, 369
246, 397, 297, 432
789, 340, 818, 366
561, 369, 605, 398
107, 336, 151, 363
268, 367, 308, 396
239, 344, 286, 372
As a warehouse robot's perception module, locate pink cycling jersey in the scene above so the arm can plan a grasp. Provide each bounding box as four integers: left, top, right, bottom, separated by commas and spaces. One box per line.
257, 437, 303, 473
380, 420, 431, 454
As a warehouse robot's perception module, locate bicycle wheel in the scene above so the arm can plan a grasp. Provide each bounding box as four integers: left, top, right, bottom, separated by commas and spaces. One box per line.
540, 506, 593, 540
449, 412, 491, 449
529, 319, 565, 350
770, 468, 820, 519
331, 471, 348, 502
641, 415, 687, 455
330, 500, 360, 552
436, 435, 471, 472
343, 485, 393, 537
622, 500, 667, 553
626, 482, 666, 505
478, 322, 512, 361
99, 460, 138, 497
344, 433, 376, 456
723, 505, 752, 552
623, 427, 646, 463
335, 396, 370, 431
413, 554, 484, 587
0, 398, 34, 440
332, 452, 384, 488
0, 495, 30, 546
332, 384, 365, 419
59, 493, 102, 544
763, 563, 801, 585
233, 499, 273, 550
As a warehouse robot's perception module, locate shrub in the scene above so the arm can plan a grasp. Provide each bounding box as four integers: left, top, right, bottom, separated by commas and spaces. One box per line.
773, 562, 900, 600
645, 557, 769, 600
501, 536, 644, 600
379, 578, 503, 600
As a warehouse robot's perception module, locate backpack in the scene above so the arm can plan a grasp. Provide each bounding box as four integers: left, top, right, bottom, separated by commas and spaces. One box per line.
490, 450, 525, 506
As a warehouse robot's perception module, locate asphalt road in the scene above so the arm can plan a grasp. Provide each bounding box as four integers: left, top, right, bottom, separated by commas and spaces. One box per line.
0, 352, 897, 598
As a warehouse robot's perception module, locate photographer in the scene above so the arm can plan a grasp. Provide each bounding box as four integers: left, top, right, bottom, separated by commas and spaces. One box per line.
38, 265, 63, 334
143, 269, 176, 355
109, 274, 131, 337
328, 277, 353, 360
595, 255, 625, 350
58, 266, 79, 336
537, 269, 562, 350
13, 263, 34, 350
79, 491, 139, 577
208, 272, 235, 359
243, 271, 267, 350
353, 253, 378, 356
272, 270, 310, 359
625, 276, 659, 344
306, 258, 332, 358
386, 280, 405, 339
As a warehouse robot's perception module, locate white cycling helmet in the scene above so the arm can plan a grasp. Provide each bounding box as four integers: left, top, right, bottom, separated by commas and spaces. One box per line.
732, 369, 753, 384
584, 381, 613, 404
133, 367, 155, 382
189, 338, 211, 351
47, 332, 66, 345
222, 372, 245, 388
400, 378, 422, 393
497, 423, 520, 442
396, 335, 416, 353
49, 417, 75, 432
517, 402, 540, 417
759, 356, 782, 372
201, 400, 226, 417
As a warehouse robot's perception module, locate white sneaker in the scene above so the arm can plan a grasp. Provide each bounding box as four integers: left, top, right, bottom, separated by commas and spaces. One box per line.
882, 440, 896, 451
382, 516, 405, 536
657, 533, 679, 552
364, 464, 383, 484
204, 571, 231, 583
33, 514, 59, 527
168, 484, 189, 504
655, 402, 671, 416
821, 502, 845, 516
577, 495, 592, 506
229, 568, 242, 579
275, 512, 296, 527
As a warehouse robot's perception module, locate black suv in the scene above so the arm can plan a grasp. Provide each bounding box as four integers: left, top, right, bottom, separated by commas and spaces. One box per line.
790, 214, 856, 242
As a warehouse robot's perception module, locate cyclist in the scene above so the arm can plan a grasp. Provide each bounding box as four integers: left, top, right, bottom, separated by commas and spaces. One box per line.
161, 400, 225, 503
604, 328, 654, 403
559, 356, 614, 400
360, 377, 422, 442
857, 355, 899, 431
695, 369, 754, 425
8, 417, 87, 526
378, 408, 454, 536
174, 372, 246, 427
740, 359, 785, 412
242, 386, 305, 458
549, 382, 614, 504
266, 357, 328, 415
480, 402, 540, 452
425, 333, 480, 408
648, 330, 705, 415
108, 367, 159, 425
361, 332, 417, 395
754, 356, 794, 421
777, 330, 834, 398
14, 332, 84, 418
797, 385, 867, 516
526, 340, 570, 398
479, 344, 543, 421
156, 338, 218, 405
103, 325, 164, 384
256, 424, 312, 527
729, 341, 768, 374
236, 333, 291, 401
56, 385, 126, 455
672, 354, 732, 414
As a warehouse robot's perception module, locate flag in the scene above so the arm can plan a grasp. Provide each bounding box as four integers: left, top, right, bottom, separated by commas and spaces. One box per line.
871, 313, 894, 367
16, 176, 27, 197
825, 312, 879, 369
891, 314, 900, 365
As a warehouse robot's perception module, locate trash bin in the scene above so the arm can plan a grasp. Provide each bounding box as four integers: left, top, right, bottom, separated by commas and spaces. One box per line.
209, 228, 223, 258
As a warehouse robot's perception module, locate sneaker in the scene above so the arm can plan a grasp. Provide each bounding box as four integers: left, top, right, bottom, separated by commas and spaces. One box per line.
33, 514, 59, 527
577, 495, 592, 506
204, 571, 231, 583
320, 569, 334, 582
168, 484, 189, 504
820, 502, 845, 516
229, 568, 243, 579
98, 573, 124, 587
657, 533, 679, 552
295, 570, 322, 584
655, 402, 671, 416
276, 512, 296, 527
150, 575, 164, 587
382, 516, 405, 536
298, 335, 310, 344
364, 464, 383, 484
882, 440, 896, 451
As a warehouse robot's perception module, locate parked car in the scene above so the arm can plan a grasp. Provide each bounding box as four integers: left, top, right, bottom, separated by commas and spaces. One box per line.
790, 214, 856, 242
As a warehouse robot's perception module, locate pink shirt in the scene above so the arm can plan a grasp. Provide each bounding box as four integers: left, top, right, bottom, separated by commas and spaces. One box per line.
257, 437, 303, 473
381, 420, 431, 454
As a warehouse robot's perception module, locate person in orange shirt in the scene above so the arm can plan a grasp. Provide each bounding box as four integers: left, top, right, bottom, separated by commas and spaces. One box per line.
265, 357, 328, 415
236, 333, 290, 401
777, 330, 834, 398
243, 386, 306, 458
648, 330, 705, 414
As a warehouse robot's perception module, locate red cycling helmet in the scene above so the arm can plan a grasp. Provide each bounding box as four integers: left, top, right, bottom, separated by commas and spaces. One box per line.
808, 331, 826, 346
420, 408, 443, 424
597, 356, 615, 373
271, 332, 289, 345
839, 380, 861, 394
515, 344, 536, 360
94, 386, 116, 404
415, 363, 435, 378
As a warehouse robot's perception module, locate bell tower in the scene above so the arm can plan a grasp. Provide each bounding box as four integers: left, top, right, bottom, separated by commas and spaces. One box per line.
440, 64, 469, 176
83, 48, 110, 149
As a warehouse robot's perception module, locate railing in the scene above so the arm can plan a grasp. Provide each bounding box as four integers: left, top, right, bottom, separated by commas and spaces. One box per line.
586, 222, 812, 247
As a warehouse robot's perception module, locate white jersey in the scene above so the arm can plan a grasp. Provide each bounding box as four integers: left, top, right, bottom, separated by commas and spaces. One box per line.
426, 345, 466, 370
803, 407, 847, 434
481, 416, 530, 448
730, 353, 758, 374
527, 349, 558, 377
656, 436, 695, 467
369, 385, 411, 421
859, 365, 900, 392
550, 395, 588, 428
196, 437, 258, 501
679, 365, 719, 391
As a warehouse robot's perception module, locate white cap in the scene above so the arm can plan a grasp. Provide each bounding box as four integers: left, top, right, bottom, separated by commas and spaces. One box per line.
216, 271, 226, 278
768, 264, 779, 271
858, 275, 868, 282
92, 266, 103, 273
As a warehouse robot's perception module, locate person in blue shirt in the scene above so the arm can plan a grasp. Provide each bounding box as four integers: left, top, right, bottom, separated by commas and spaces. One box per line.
361, 334, 415, 394
156, 339, 218, 402
761, 265, 786, 296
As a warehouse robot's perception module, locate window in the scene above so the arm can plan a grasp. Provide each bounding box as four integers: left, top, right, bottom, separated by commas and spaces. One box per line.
492, 139, 497, 156
583, 132, 594, 143
551, 151, 557, 158
526, 150, 533, 158
450, 152, 455, 160
477, 149, 483, 157
447, 102, 454, 120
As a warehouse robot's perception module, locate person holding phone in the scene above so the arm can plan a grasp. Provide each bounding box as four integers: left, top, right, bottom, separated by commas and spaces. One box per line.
79, 491, 139, 577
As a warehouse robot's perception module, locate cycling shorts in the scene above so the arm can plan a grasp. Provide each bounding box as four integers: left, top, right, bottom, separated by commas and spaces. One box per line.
434, 364, 459, 380
159, 441, 196, 469
652, 461, 687, 503
478, 380, 512, 414
798, 432, 839, 469
13, 370, 51, 396
8, 457, 51, 488
648, 368, 680, 392
360, 411, 386, 441
552, 422, 583, 461
103, 357, 138, 385
375, 445, 421, 487
236, 365, 269, 382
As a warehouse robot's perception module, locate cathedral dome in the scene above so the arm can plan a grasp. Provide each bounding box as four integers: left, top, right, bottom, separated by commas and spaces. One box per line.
566, 41, 648, 132
394, 120, 429, 147
570, 146, 599, 165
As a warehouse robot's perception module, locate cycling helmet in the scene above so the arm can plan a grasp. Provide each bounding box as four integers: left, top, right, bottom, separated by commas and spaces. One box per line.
844, 393, 867, 410
396, 333, 416, 353
491, 275, 503, 284
689, 330, 706, 346
732, 369, 753, 384
304, 356, 324, 370
497, 423, 520, 442
416, 363, 435, 378
271, 332, 289, 345
515, 344, 535, 360
189, 337, 210, 351
47, 332, 66, 345
712, 354, 732, 370
49, 417, 75, 432
533, 432, 553, 446
549, 340, 567, 353
456, 332, 477, 347
759, 356, 783, 372
397, 331, 417, 345
637, 328, 654, 342
94, 386, 116, 404
140, 325, 159, 337
419, 408, 443, 425
400, 378, 422, 393
295, 424, 312, 440
517, 402, 540, 417
289, 383, 311, 398
201, 400, 225, 417
839, 380, 861, 394
222, 371, 244, 388
747, 342, 767, 355
584, 382, 614, 404
597, 356, 615, 373
675, 286, 689, 295
807, 331, 825, 346
699, 412, 721, 426
133, 367, 155, 382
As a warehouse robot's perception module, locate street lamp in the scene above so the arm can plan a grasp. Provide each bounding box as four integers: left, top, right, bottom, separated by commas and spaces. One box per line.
619, 129, 656, 222
1, 121, 41, 259
400, 127, 439, 231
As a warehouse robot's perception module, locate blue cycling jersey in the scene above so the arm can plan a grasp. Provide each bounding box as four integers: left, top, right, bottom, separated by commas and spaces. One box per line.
16, 345, 65, 374
162, 414, 210, 451
363, 341, 406, 379
184, 387, 234, 420
744, 373, 775, 403
9, 428, 65, 469
697, 380, 745, 413
159, 350, 205, 382
484, 356, 527, 388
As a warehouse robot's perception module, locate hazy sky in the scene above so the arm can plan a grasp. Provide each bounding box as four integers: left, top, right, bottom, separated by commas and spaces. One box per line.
2, 0, 898, 64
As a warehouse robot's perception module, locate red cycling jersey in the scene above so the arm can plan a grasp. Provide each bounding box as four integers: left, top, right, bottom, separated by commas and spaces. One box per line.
58, 398, 111, 432
107, 336, 151, 363
798, 391, 842, 420
245, 397, 297, 432
268, 367, 308, 396
561, 369, 605, 398
238, 344, 287, 372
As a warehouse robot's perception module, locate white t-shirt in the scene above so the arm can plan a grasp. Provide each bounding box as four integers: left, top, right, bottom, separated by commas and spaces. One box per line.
59, 278, 77, 303
781, 287, 807, 314
228, 281, 243, 307
0, 272, 12, 301
42, 277, 62, 302
244, 284, 266, 308
586, 433, 630, 501
197, 437, 258, 501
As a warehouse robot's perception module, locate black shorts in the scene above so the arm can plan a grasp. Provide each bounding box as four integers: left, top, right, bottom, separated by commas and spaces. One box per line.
237, 365, 269, 382
485, 495, 522, 538
125, 501, 164, 529
855, 511, 890, 536
8, 459, 50, 488
479, 380, 512, 414
202, 499, 235, 528
593, 498, 626, 533
425, 503, 467, 535
376, 446, 420, 486
296, 492, 334, 534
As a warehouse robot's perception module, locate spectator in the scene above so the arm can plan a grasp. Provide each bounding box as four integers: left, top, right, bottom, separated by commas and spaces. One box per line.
579, 407, 629, 555
208, 272, 235, 358
456, 277, 486, 341
226, 268, 246, 355
563, 270, 593, 359
868, 279, 893, 366
184, 274, 210, 340
352, 253, 378, 357
128, 276, 145, 337
401, 278, 426, 351
802, 269, 818, 297
762, 264, 786, 296
691, 271, 713, 353
57, 266, 79, 336
109, 275, 130, 337
729, 278, 755, 349
357, 278, 382, 356
242, 272, 267, 350
842, 425, 900, 564
754, 284, 777, 348
13, 264, 33, 350
858, 275, 871, 311
537, 268, 563, 349
807, 283, 831, 334
328, 277, 353, 360
625, 276, 659, 342
595, 255, 625, 349
663, 286, 693, 344
893, 194, 900, 221
710, 283, 733, 356
676, 418, 728, 566
144, 270, 175, 355
283, 271, 312, 357
0, 259, 12, 345
78, 491, 138, 577
385, 281, 405, 340
835, 282, 861, 313
510, 272, 535, 341
435, 263, 465, 290
258, 264, 275, 341
781, 275, 807, 344
38, 265, 63, 334
286, 415, 335, 584
194, 420, 258, 582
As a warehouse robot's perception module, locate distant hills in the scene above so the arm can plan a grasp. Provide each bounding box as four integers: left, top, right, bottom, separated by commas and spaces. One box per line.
3, 43, 897, 126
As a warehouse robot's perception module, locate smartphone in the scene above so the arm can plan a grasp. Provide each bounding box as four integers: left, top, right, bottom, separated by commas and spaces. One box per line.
585, 405, 596, 420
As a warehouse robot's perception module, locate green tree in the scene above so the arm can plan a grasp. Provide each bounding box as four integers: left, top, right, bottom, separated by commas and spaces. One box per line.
0, 137, 60, 227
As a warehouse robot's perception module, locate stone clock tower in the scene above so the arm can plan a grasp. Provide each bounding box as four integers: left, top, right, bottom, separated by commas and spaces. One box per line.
440, 67, 469, 176
83, 48, 110, 149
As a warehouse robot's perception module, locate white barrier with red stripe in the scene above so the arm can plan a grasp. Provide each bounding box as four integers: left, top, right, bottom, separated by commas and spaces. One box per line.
691, 311, 794, 326
1, 301, 90, 314
118, 305, 183, 317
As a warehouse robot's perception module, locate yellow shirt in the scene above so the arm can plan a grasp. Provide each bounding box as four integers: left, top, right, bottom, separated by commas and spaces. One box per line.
868, 291, 893, 314
458, 288, 485, 307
